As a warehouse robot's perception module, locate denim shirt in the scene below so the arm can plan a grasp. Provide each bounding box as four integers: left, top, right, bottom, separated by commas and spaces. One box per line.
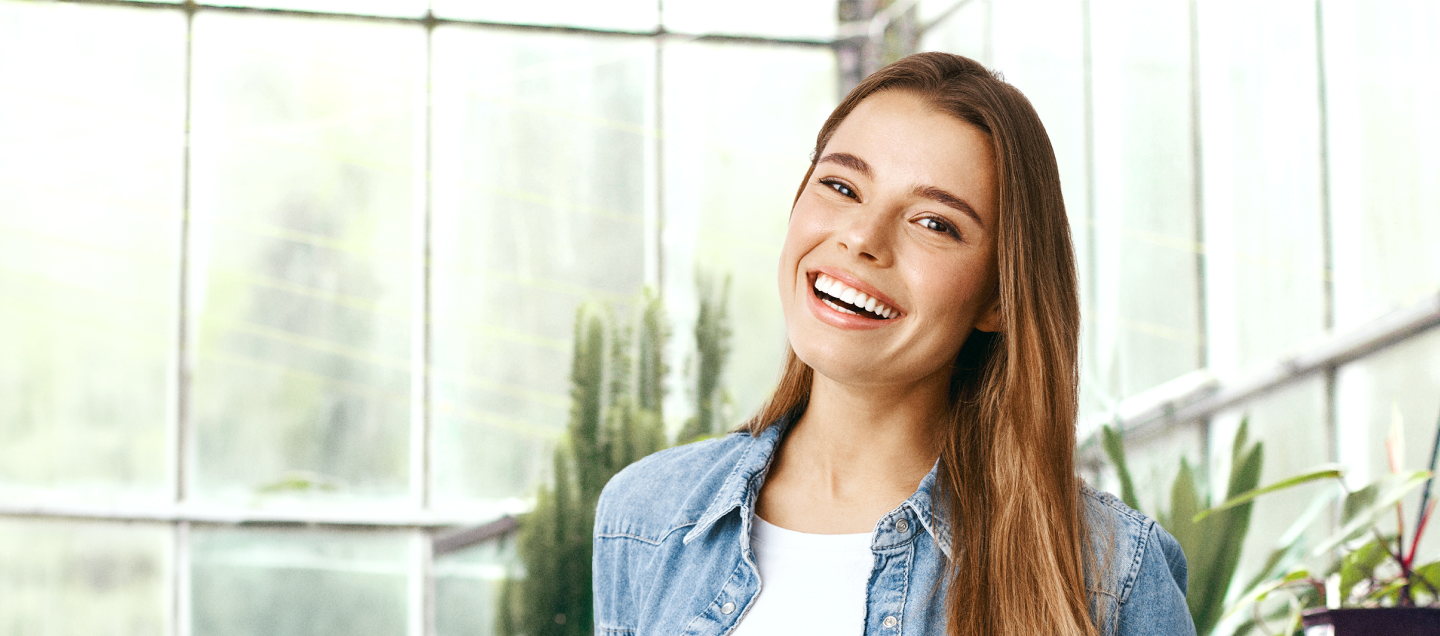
593, 419, 1196, 636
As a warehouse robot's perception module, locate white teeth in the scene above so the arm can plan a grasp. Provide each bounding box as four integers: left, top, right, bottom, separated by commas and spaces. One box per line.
823, 298, 859, 315
813, 273, 898, 319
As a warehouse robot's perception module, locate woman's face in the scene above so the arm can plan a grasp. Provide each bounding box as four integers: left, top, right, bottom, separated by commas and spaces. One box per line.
779, 89, 1000, 391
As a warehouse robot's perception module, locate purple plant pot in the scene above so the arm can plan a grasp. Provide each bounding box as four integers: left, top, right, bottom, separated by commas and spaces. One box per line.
1301, 607, 1440, 635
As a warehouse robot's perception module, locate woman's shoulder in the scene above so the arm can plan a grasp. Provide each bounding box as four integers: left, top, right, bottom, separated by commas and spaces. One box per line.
1080, 484, 1189, 597
1080, 484, 1152, 540
595, 431, 758, 542
1081, 485, 1196, 635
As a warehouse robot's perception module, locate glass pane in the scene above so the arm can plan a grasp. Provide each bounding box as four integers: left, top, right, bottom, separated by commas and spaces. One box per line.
430, 28, 654, 508
432, 0, 657, 33
191, 527, 411, 636
663, 0, 836, 40
0, 1, 183, 500
0, 518, 171, 636
919, 0, 991, 65
1087, 0, 1200, 399
1325, 0, 1440, 330
660, 41, 837, 427
434, 536, 516, 636
188, 13, 424, 506
1109, 421, 1204, 516
1197, 0, 1326, 372
1193, 0, 1333, 598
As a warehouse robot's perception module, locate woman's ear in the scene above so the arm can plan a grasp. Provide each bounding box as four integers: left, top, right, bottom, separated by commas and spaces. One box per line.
972, 295, 1003, 333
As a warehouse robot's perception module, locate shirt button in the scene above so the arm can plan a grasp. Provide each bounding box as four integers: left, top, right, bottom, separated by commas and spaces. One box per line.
895, 518, 910, 534
883, 615, 899, 628
720, 602, 736, 615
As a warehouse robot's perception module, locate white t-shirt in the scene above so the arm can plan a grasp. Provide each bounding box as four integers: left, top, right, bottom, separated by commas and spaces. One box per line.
728, 515, 876, 636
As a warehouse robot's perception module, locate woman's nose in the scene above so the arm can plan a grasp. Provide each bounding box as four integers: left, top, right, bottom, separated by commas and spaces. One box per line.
835, 204, 894, 266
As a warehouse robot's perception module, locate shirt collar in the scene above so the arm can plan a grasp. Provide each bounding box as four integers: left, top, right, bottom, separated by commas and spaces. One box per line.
682, 413, 954, 558
905, 459, 953, 558
682, 418, 786, 545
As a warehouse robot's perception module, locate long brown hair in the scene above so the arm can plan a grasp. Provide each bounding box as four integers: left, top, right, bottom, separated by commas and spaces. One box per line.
744, 52, 1098, 635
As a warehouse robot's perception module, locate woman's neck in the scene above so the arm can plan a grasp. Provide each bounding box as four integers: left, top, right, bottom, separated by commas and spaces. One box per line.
755, 370, 949, 534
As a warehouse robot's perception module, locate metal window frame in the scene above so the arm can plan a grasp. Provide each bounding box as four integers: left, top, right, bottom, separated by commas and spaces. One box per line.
1079, 290, 1440, 450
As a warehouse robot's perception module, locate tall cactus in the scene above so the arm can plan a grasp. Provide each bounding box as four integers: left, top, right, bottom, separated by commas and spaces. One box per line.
570, 309, 608, 504
636, 289, 667, 417
499, 289, 681, 636
499, 307, 607, 636
678, 272, 732, 444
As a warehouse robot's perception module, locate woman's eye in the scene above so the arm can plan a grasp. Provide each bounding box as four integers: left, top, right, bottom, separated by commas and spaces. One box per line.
820, 178, 857, 200
918, 216, 959, 237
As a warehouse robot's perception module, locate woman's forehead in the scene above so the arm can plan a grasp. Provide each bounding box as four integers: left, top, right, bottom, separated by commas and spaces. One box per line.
822, 90, 997, 219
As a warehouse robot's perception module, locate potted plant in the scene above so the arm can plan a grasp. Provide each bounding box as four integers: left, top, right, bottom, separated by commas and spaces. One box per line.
1203, 409, 1440, 635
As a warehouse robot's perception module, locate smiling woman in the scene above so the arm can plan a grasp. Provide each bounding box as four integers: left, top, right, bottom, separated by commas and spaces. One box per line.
593, 52, 1196, 636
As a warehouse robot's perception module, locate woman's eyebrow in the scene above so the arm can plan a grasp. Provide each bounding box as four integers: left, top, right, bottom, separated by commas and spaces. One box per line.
913, 184, 983, 228
817, 152, 872, 178
818, 152, 983, 228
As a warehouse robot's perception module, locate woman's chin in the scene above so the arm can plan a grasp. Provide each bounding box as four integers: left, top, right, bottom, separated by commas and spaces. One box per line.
793, 346, 914, 392
798, 335, 963, 399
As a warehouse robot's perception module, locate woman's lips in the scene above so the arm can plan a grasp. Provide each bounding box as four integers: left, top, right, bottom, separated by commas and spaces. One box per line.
804, 269, 903, 330
811, 272, 899, 319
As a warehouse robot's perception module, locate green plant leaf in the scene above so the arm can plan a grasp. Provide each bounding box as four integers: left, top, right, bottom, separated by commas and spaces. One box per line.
1342, 483, 1380, 525
1339, 538, 1391, 600
1233, 417, 1250, 462
1195, 439, 1264, 633
1165, 459, 1208, 621
1101, 424, 1140, 511
1411, 560, 1440, 597
1166, 457, 1204, 565
1238, 487, 1343, 597
1232, 588, 1316, 636
1193, 465, 1344, 523
1241, 547, 1297, 601
1313, 470, 1430, 556
1372, 578, 1408, 605
1156, 419, 1268, 635
1223, 568, 1313, 623
1168, 423, 1267, 636
1414, 561, 1440, 581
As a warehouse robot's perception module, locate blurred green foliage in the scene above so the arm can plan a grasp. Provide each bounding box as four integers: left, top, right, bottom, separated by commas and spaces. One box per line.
1225, 467, 1438, 634
498, 279, 732, 636
678, 272, 733, 445
1107, 407, 1440, 635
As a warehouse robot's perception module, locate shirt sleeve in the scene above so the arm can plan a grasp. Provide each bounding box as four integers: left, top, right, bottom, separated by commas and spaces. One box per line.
1114, 523, 1197, 636
593, 478, 643, 634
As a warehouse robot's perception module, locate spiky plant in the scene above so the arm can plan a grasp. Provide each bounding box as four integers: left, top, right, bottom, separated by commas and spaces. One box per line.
677, 272, 732, 444
498, 290, 679, 636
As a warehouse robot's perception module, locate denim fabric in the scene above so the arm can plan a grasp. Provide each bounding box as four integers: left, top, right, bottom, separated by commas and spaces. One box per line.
593, 417, 1196, 636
